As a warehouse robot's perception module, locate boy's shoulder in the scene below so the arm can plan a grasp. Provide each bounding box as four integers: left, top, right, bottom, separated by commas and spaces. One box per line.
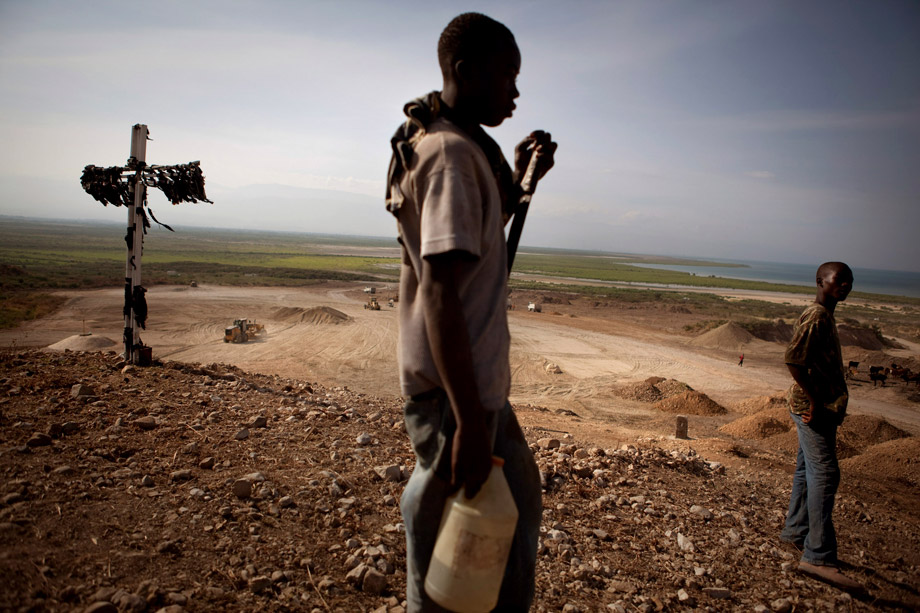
798, 302, 831, 324
413, 119, 483, 165
794, 303, 836, 337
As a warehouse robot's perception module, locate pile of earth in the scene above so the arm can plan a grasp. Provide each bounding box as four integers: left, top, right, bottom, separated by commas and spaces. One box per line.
841, 437, 920, 487
688, 322, 754, 350
611, 380, 661, 403
744, 319, 793, 343
718, 406, 791, 439
763, 413, 911, 460
44, 334, 117, 352
272, 306, 351, 325
611, 377, 693, 403
837, 414, 910, 451
732, 393, 788, 415
654, 390, 727, 416
837, 323, 884, 350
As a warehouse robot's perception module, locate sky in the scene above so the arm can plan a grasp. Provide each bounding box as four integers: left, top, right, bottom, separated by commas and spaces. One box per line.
1, 0, 919, 272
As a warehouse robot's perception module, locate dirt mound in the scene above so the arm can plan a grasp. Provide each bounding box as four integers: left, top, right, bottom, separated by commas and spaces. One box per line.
746, 319, 793, 343
764, 428, 799, 455
838, 414, 910, 453
732, 393, 788, 415
272, 306, 307, 322
688, 321, 754, 350
761, 414, 908, 460
612, 380, 662, 402
719, 406, 792, 439
611, 378, 694, 403
842, 437, 920, 487
837, 324, 884, 350
272, 306, 351, 325
654, 379, 694, 399
44, 334, 117, 352
763, 428, 861, 459
654, 390, 727, 415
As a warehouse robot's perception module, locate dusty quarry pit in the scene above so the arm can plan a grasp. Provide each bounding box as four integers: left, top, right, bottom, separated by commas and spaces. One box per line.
1, 282, 919, 611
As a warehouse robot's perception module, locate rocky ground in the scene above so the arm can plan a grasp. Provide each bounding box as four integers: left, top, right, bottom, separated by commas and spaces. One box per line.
1, 349, 919, 612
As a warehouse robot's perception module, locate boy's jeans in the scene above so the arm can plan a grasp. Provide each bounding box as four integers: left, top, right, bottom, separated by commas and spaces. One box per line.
781, 412, 840, 566
400, 389, 542, 612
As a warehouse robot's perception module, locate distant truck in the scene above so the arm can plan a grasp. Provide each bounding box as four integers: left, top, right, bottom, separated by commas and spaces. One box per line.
224, 318, 265, 343
528, 302, 541, 313
363, 286, 376, 294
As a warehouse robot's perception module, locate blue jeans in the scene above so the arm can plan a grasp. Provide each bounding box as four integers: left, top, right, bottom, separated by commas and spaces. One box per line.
400, 390, 542, 612
781, 412, 840, 566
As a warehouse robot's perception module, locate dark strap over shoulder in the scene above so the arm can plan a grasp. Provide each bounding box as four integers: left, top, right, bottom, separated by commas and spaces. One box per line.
385, 92, 521, 223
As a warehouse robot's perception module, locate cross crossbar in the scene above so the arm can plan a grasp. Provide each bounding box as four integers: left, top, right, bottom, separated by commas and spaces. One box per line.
80, 124, 211, 364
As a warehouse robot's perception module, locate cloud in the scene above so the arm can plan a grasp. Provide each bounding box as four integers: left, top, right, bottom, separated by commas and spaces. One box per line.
745, 170, 775, 179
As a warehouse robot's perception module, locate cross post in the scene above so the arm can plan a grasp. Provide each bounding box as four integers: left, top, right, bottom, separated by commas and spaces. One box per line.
126, 124, 148, 364
81, 123, 211, 365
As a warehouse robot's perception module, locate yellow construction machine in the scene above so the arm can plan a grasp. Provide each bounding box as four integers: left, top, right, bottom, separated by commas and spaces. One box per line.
224, 318, 265, 343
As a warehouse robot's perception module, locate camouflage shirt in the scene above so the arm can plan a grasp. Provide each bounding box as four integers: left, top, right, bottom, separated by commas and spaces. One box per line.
785, 302, 848, 417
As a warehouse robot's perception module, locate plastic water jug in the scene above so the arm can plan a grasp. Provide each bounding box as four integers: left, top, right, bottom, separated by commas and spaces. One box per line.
424, 456, 518, 612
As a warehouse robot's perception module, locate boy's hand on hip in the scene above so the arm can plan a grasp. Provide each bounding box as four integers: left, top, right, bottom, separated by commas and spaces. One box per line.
801, 402, 816, 425
451, 414, 492, 499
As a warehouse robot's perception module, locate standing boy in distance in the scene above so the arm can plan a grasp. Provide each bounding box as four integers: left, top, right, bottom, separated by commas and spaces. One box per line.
780, 262, 863, 593
385, 12, 556, 612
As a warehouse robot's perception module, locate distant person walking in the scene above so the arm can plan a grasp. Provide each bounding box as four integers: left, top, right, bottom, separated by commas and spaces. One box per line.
780, 262, 863, 593
738, 353, 744, 367
386, 12, 556, 611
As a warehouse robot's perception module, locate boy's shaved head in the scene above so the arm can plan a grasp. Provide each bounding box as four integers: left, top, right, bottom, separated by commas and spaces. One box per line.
817, 261, 853, 282
438, 12, 516, 77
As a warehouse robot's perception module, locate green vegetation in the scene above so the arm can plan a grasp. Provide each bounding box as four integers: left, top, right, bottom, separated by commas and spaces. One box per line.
0, 219, 398, 291
1, 218, 917, 340
0, 264, 66, 329
511, 253, 918, 304
511, 280, 804, 321
0, 291, 66, 329
517, 247, 748, 268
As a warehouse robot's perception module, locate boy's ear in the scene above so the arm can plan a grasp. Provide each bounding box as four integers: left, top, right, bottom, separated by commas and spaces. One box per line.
454, 59, 470, 83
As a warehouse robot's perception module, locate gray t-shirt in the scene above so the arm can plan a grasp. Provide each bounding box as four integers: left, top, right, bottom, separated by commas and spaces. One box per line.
395, 118, 511, 410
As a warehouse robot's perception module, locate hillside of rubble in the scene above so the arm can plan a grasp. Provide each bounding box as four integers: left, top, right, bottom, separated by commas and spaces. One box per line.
2, 349, 919, 612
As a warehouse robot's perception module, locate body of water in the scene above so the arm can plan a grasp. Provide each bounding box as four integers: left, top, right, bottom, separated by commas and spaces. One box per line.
632, 259, 920, 298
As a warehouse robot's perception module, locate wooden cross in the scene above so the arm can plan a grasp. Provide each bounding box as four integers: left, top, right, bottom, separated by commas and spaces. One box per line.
81, 124, 212, 365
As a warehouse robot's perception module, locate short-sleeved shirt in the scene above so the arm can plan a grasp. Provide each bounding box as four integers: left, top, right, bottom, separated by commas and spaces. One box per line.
395, 118, 510, 410
785, 302, 848, 417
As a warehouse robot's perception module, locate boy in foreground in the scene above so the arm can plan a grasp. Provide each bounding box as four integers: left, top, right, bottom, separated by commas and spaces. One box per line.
385, 12, 556, 612
780, 262, 863, 593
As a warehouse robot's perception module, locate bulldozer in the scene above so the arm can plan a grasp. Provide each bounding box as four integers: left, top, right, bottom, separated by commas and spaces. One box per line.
364, 297, 381, 310
224, 318, 265, 343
